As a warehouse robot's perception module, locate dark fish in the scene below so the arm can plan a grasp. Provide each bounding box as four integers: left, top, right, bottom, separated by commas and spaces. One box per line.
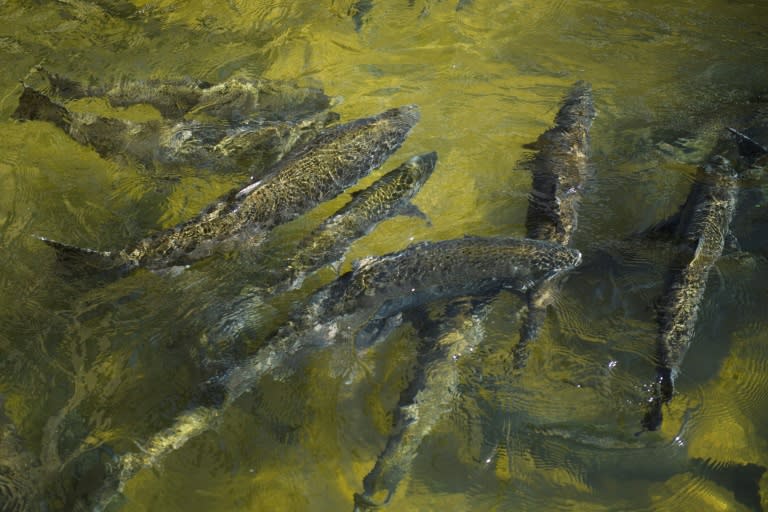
641, 144, 740, 432
89, 236, 581, 510
38, 105, 420, 273
354, 83, 594, 508
513, 80, 595, 369
12, 86, 336, 171
282, 151, 435, 291
33, 66, 332, 122
353, 297, 493, 510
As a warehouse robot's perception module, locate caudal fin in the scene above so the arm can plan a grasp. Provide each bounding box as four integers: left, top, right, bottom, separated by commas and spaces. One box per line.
36, 236, 125, 275
11, 86, 70, 127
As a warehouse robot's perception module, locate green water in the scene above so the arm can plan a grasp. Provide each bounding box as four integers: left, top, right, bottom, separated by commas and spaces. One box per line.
1, 1, 767, 511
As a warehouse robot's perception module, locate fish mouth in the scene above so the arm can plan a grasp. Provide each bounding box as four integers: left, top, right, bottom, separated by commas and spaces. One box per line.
571, 248, 583, 268
394, 104, 420, 126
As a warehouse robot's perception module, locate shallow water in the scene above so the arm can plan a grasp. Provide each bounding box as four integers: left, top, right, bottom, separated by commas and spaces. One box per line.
0, 1, 767, 511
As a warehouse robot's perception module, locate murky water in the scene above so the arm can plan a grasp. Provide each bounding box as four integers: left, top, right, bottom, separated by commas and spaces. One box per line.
1, 1, 767, 511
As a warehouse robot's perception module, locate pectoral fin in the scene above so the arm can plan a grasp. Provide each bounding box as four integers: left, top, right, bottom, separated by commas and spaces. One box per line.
400, 203, 431, 226
635, 209, 683, 241
727, 127, 768, 164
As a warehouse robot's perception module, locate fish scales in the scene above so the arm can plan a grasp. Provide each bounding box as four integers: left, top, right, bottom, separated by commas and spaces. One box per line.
300, 236, 581, 330
514, 81, 595, 369
35, 66, 332, 122
12, 86, 334, 172
283, 152, 436, 290
642, 151, 739, 431
354, 297, 491, 510
524, 80, 595, 246
355, 83, 594, 507
88, 236, 580, 511
40, 105, 420, 272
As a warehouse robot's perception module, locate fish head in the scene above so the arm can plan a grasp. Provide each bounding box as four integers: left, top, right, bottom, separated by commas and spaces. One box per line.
397, 151, 438, 191
374, 104, 420, 137
527, 242, 582, 283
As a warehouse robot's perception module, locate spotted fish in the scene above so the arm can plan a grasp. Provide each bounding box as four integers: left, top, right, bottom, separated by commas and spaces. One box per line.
87, 236, 581, 511
641, 137, 743, 432
281, 151, 436, 292
33, 66, 332, 122
12, 86, 336, 172
512, 80, 595, 369
37, 105, 420, 274
353, 297, 493, 510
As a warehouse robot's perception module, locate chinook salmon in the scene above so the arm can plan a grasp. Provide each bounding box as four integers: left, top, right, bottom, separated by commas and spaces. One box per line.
354, 83, 594, 508
37, 105, 420, 273
280, 151, 435, 292
641, 139, 742, 432
12, 86, 336, 172
87, 236, 581, 510
33, 66, 332, 122
354, 297, 493, 510
513, 80, 595, 369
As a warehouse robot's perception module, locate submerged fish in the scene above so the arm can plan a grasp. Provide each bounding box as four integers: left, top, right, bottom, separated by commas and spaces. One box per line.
641, 138, 742, 432
33, 66, 332, 122
353, 297, 493, 510
12, 86, 335, 172
513, 80, 595, 369
354, 83, 594, 508
281, 151, 435, 291
88, 236, 581, 510
38, 105, 420, 273
224, 236, 581, 397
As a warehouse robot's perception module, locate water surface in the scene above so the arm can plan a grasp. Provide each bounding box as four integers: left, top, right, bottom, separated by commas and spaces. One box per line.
1, 1, 767, 511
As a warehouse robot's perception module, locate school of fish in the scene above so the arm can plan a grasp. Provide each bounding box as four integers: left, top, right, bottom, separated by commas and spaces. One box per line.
3, 66, 767, 512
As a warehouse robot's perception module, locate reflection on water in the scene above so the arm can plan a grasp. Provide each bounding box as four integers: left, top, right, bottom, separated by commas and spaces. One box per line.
0, 0, 767, 511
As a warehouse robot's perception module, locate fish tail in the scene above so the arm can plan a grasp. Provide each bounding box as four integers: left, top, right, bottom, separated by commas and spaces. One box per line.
11, 86, 70, 129
36, 235, 125, 274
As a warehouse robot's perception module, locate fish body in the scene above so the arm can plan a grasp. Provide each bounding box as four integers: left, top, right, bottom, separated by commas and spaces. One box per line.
354, 297, 492, 510
39, 105, 420, 272
513, 81, 595, 368
224, 236, 581, 402
355, 83, 594, 507
284, 151, 436, 291
34, 66, 332, 122
12, 86, 335, 172
523, 81, 595, 251
642, 150, 739, 431
89, 236, 580, 510
298, 236, 581, 339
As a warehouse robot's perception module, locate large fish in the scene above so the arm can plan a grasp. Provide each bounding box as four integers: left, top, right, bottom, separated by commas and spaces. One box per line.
204, 151, 435, 365
641, 137, 743, 432
354, 82, 594, 508
87, 236, 581, 511
513, 80, 595, 369
37, 105, 420, 273
33, 66, 332, 122
281, 151, 435, 292
353, 297, 493, 510
12, 86, 336, 172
